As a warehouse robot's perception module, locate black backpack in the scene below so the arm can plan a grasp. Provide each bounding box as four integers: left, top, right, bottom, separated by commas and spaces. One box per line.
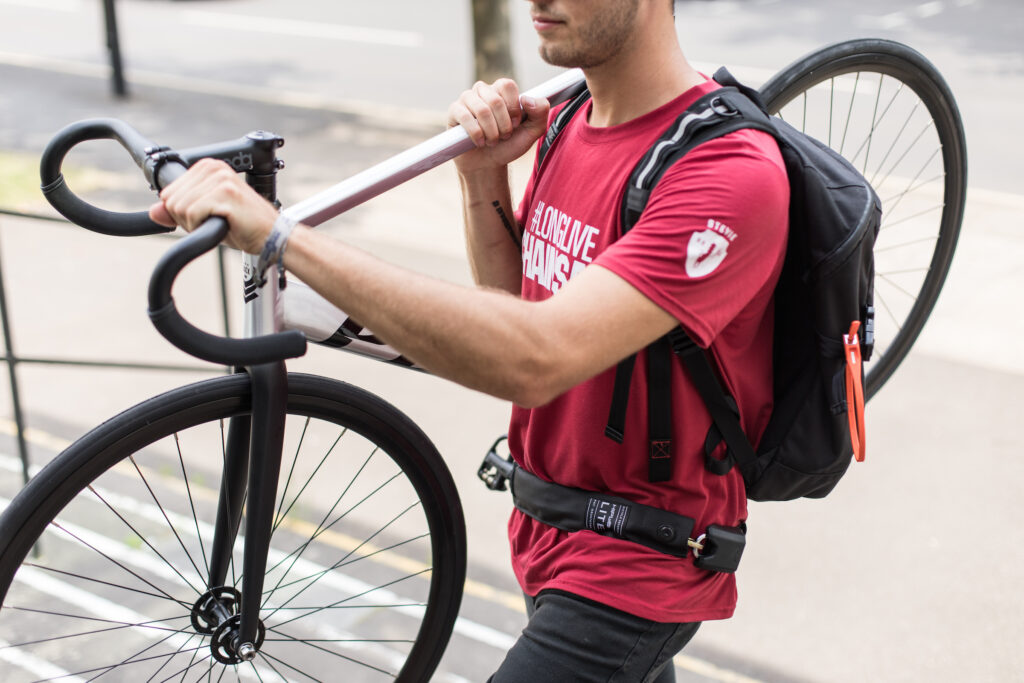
537, 69, 881, 502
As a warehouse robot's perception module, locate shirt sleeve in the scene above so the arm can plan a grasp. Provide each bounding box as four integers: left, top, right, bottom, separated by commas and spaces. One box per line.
593, 128, 790, 348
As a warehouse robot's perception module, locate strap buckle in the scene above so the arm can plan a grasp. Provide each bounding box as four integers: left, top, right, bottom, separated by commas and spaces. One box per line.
478, 435, 515, 491
691, 524, 746, 574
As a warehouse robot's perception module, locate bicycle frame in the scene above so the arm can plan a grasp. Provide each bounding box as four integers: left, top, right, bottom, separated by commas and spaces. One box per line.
206, 67, 588, 660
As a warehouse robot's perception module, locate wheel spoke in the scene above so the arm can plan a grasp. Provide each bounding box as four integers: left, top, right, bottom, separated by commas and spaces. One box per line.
839, 71, 860, 155
1, 608, 190, 647
267, 531, 430, 595
259, 475, 410, 616
89, 629, 193, 682
257, 650, 323, 682
273, 425, 345, 535
267, 566, 432, 631
52, 517, 198, 601
261, 443, 380, 580
127, 456, 207, 589
272, 417, 313, 533
23, 562, 190, 607
174, 434, 211, 580
264, 628, 392, 678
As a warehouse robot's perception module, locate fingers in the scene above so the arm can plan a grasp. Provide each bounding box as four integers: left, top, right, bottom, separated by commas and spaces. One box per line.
518, 95, 551, 136
448, 78, 523, 148
148, 200, 175, 228
157, 159, 241, 232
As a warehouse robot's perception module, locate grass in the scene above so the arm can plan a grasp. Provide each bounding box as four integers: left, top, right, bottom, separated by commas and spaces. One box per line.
0, 151, 44, 211
0, 150, 126, 213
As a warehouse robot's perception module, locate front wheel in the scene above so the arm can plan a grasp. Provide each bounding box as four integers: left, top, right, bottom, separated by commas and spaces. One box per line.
760, 38, 968, 398
0, 373, 466, 682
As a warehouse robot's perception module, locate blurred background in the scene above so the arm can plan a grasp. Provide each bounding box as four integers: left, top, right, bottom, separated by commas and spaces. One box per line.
0, 0, 1021, 681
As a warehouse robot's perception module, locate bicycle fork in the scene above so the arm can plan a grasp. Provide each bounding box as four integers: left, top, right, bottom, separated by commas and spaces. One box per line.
194, 361, 288, 664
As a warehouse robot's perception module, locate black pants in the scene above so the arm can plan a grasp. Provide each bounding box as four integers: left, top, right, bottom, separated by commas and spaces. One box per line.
489, 590, 701, 683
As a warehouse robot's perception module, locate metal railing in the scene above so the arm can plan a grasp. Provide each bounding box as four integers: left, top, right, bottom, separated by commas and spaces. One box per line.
0, 207, 230, 488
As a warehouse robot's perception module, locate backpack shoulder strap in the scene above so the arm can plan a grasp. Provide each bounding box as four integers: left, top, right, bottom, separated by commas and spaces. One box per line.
536, 83, 591, 170
620, 86, 774, 233
605, 78, 777, 483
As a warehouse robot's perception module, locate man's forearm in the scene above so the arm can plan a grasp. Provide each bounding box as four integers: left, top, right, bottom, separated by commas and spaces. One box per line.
280, 222, 678, 408
283, 224, 547, 404
459, 168, 524, 294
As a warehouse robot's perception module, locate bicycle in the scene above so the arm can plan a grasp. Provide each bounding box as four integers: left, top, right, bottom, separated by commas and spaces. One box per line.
0, 38, 965, 682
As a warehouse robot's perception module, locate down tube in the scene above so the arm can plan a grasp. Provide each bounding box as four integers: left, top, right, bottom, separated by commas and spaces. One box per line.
279, 279, 423, 370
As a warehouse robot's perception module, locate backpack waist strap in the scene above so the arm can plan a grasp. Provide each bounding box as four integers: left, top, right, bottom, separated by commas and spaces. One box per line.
478, 440, 746, 573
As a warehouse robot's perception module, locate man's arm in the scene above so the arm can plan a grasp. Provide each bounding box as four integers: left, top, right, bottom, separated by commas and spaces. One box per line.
148, 158, 678, 407
282, 224, 678, 407
458, 168, 522, 294
447, 80, 549, 294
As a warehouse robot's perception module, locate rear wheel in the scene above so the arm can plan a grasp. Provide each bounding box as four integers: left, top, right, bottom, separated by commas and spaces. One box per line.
0, 373, 466, 682
760, 38, 968, 398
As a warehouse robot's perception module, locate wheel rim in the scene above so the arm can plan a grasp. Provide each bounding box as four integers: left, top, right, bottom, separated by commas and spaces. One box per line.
762, 42, 967, 398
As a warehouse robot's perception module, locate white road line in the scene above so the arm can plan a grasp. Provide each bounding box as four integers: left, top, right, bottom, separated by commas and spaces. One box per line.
862, 0, 949, 29
0, 635, 87, 683
0, 0, 81, 11
0, 50, 443, 128
915, 1, 946, 18
181, 10, 424, 48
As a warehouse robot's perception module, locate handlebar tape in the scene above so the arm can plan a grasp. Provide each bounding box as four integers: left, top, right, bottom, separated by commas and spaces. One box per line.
41, 174, 170, 236
148, 301, 307, 366
39, 118, 172, 236
147, 216, 308, 366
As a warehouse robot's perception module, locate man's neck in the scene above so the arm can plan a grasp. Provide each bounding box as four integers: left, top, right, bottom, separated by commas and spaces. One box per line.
584, 31, 704, 128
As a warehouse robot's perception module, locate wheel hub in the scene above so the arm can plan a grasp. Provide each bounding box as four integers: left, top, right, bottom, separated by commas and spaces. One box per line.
190, 587, 265, 664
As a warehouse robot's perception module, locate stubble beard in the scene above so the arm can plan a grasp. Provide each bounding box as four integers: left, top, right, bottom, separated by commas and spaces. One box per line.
538, 2, 640, 69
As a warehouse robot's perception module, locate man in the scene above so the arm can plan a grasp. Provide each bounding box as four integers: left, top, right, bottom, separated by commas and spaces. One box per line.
150, 1, 789, 680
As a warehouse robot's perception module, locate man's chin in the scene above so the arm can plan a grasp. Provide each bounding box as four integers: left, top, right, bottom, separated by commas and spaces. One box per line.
538, 46, 578, 69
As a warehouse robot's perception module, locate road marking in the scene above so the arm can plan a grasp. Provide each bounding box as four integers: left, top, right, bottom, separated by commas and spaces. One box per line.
916, 1, 946, 18
0, 50, 443, 129
181, 10, 424, 49
0, 0, 81, 11
863, 1, 948, 29
0, 635, 87, 683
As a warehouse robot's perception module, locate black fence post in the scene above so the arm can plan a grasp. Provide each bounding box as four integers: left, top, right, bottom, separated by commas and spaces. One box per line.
0, 229, 32, 488
102, 0, 128, 97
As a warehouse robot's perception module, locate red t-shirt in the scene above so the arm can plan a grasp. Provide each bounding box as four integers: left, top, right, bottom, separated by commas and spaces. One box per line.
507, 79, 790, 623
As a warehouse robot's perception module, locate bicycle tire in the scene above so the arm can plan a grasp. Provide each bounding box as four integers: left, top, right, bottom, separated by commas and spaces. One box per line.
0, 373, 466, 682
760, 38, 967, 399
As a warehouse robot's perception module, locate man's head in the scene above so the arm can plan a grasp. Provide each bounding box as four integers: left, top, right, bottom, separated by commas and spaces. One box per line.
527, 0, 674, 70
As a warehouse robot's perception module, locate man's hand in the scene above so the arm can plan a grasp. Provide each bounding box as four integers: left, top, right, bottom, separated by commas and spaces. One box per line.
447, 79, 550, 175
147, 158, 279, 254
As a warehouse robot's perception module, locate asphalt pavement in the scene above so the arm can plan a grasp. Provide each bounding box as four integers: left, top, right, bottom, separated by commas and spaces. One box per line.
0, 0, 1022, 681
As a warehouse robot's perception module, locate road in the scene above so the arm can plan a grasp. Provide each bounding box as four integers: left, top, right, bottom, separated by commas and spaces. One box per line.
0, 0, 1021, 681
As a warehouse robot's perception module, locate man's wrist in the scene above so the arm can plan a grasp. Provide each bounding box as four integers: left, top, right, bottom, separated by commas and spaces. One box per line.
254, 213, 298, 286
